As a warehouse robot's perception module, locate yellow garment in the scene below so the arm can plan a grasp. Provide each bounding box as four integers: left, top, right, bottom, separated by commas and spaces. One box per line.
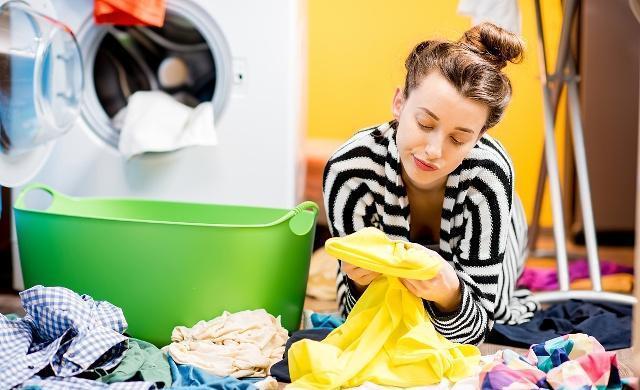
288, 227, 481, 389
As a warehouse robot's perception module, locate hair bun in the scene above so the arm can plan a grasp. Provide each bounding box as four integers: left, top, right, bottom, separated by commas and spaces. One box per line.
459, 22, 524, 69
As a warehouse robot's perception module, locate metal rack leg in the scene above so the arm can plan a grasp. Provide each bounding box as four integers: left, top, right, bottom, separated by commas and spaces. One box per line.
533, 0, 572, 291
528, 0, 576, 256
565, 57, 602, 291
529, 0, 635, 305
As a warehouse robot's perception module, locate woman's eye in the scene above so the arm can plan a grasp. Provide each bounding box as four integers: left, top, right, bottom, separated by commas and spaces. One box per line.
418, 122, 433, 130
450, 136, 463, 145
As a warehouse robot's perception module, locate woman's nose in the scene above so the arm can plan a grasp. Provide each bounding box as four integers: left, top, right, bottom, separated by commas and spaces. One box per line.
424, 133, 443, 160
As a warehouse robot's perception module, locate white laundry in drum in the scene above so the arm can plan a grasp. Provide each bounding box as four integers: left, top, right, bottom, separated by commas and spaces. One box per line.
116, 90, 218, 159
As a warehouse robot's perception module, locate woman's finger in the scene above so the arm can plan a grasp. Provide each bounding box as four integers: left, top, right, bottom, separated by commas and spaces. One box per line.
342, 264, 364, 278
349, 267, 370, 279
358, 270, 381, 282
341, 263, 357, 272
414, 278, 433, 289
343, 263, 380, 276
400, 278, 418, 295
361, 272, 380, 285
405, 278, 421, 289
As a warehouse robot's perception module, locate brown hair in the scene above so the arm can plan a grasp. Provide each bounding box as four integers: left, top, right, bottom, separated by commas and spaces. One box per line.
403, 22, 524, 131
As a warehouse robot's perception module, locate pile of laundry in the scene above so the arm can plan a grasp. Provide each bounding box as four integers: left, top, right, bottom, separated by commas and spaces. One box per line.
276, 313, 638, 389
0, 286, 283, 389
1, 227, 637, 389
479, 334, 635, 389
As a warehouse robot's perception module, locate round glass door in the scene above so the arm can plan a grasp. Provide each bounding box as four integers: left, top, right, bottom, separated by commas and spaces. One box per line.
0, 0, 83, 186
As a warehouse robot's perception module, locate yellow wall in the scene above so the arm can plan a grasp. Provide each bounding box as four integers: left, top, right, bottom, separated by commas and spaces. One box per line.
307, 0, 565, 227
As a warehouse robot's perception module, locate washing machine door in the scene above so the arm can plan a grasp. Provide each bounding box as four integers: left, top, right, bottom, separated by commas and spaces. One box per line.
0, 0, 83, 187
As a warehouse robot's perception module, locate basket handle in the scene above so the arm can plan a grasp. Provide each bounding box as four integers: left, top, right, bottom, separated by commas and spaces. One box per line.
14, 183, 64, 211
288, 201, 319, 236
267, 201, 318, 235
292, 201, 319, 216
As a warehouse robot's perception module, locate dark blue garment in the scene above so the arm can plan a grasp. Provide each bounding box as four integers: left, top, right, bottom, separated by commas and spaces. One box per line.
486, 300, 631, 350
167, 356, 263, 390
269, 328, 332, 383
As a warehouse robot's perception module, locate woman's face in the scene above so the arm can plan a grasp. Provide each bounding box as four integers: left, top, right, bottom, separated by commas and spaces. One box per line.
393, 71, 489, 191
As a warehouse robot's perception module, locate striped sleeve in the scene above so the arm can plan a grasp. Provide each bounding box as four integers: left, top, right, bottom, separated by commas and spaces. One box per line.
424, 150, 514, 345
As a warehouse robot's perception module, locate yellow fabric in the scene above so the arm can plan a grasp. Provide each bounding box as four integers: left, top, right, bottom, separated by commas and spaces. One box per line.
288, 227, 481, 389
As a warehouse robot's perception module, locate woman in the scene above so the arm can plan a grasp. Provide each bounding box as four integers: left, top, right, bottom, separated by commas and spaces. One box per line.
322, 22, 538, 345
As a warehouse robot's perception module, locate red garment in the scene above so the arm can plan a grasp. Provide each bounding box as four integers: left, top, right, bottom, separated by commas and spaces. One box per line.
94, 0, 165, 27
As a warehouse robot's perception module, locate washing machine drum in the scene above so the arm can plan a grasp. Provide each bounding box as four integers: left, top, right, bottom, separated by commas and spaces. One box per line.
0, 1, 83, 187
94, 20, 216, 119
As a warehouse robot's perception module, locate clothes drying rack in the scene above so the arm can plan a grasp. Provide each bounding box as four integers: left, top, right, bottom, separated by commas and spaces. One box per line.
528, 0, 637, 305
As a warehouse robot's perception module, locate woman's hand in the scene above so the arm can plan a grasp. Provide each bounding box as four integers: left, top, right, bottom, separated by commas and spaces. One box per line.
400, 246, 462, 312
341, 262, 381, 295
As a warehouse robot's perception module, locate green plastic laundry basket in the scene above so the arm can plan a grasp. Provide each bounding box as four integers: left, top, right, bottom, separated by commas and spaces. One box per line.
14, 183, 318, 346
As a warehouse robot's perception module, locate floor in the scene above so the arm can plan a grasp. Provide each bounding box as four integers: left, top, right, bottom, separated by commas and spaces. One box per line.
0, 288, 22, 315
529, 229, 636, 268
1, 231, 638, 381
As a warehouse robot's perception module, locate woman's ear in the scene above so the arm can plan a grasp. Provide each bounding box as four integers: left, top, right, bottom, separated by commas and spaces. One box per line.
392, 87, 404, 121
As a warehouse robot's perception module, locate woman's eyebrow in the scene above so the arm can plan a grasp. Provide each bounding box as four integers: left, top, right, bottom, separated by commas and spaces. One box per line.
417, 107, 439, 121
454, 127, 475, 134
417, 107, 477, 134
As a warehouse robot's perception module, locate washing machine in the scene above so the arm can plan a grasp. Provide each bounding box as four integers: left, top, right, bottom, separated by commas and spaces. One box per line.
0, 0, 308, 288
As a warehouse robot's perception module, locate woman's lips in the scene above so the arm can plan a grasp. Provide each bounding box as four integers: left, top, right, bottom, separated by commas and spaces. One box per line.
413, 155, 438, 171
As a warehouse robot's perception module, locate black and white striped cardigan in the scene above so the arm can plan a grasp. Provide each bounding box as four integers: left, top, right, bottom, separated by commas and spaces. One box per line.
322, 121, 538, 345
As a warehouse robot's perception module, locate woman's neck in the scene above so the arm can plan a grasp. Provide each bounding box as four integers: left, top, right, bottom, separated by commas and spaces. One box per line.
402, 170, 447, 245
402, 170, 448, 199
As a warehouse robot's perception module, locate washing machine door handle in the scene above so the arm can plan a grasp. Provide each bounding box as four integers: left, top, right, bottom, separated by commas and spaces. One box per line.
0, 0, 84, 188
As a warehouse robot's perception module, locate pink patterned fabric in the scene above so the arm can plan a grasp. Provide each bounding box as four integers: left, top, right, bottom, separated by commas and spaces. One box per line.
480, 334, 635, 389
517, 259, 633, 292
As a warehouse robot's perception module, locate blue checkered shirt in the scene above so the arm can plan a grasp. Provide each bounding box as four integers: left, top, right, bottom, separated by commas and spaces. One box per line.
21, 376, 156, 389
0, 286, 154, 389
